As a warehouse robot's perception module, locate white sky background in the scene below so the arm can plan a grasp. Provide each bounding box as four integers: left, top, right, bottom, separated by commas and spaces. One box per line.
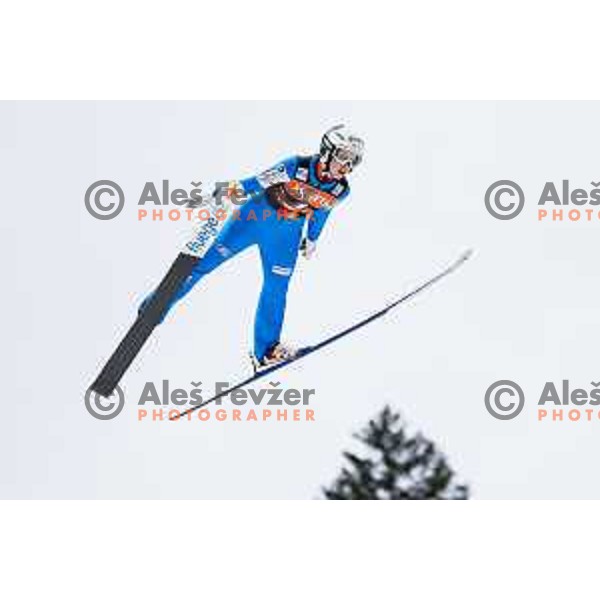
1, 101, 598, 499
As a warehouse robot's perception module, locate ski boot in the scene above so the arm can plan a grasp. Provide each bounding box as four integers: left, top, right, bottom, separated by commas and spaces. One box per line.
250, 342, 298, 374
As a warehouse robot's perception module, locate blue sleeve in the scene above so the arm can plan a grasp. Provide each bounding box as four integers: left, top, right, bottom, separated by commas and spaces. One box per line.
240, 156, 298, 196
307, 208, 331, 242
307, 185, 350, 242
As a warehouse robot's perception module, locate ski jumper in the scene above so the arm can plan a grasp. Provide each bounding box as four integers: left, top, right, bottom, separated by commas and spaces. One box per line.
161, 154, 350, 360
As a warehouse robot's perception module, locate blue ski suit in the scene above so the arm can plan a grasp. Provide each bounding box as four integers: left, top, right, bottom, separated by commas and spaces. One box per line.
162, 154, 350, 360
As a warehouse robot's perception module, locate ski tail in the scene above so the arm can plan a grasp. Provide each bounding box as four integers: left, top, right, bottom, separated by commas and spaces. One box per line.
89, 252, 199, 398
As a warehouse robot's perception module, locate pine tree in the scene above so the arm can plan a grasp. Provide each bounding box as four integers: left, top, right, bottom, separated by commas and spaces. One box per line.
323, 405, 469, 500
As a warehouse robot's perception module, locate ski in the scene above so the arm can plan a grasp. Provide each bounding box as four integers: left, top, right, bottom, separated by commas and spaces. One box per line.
89, 203, 225, 398
171, 249, 473, 420
89, 253, 199, 398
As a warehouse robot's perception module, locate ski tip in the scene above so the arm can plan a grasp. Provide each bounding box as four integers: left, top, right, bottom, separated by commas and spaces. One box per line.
454, 248, 475, 267
461, 248, 475, 260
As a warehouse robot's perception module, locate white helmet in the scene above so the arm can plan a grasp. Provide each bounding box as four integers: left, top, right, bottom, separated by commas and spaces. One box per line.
320, 125, 365, 171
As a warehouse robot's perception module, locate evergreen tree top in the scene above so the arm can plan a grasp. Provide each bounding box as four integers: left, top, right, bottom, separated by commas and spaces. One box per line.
323, 405, 469, 500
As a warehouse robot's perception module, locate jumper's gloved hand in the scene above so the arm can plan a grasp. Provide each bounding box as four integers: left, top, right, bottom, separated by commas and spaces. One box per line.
300, 238, 317, 260
186, 181, 246, 210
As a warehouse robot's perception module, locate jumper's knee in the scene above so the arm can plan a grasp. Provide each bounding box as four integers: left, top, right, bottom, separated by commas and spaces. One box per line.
261, 265, 294, 302
270, 265, 293, 278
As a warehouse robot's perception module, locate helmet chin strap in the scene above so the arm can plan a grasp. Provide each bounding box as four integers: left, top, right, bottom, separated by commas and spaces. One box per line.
319, 156, 352, 181
317, 156, 334, 180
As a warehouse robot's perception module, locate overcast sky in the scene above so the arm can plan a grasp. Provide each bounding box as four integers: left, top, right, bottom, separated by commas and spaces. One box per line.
1, 101, 599, 499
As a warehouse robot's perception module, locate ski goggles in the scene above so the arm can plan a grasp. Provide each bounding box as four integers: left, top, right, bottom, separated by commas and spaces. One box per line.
331, 146, 361, 170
